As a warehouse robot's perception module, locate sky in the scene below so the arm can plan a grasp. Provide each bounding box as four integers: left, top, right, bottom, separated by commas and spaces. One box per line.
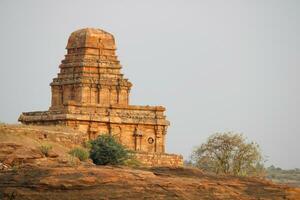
0, 0, 299, 169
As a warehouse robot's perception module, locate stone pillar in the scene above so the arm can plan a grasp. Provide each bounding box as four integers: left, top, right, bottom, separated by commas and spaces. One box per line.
63, 85, 72, 104
90, 86, 98, 104
155, 126, 165, 153
133, 127, 143, 151
99, 87, 110, 105
110, 88, 118, 105
126, 89, 130, 105
81, 85, 90, 103
118, 88, 129, 105
51, 85, 61, 107
74, 85, 82, 103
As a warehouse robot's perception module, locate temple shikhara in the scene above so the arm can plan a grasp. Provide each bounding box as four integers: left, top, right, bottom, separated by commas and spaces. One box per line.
19, 28, 182, 166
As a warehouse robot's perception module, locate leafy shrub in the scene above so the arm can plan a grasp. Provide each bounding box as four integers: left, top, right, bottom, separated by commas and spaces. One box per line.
69, 147, 89, 161
90, 134, 131, 165
39, 144, 52, 157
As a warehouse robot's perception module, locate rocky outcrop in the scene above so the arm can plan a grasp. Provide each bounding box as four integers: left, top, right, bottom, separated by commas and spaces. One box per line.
0, 143, 43, 166
1, 165, 300, 200
0, 124, 85, 168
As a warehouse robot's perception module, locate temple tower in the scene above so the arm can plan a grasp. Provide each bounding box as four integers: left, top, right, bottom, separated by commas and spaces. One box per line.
50, 28, 132, 109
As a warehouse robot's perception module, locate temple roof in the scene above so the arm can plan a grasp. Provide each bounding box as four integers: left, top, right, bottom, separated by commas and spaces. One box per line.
66, 28, 116, 50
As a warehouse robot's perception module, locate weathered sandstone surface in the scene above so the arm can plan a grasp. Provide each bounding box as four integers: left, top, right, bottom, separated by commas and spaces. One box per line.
1, 165, 300, 200
0, 124, 299, 199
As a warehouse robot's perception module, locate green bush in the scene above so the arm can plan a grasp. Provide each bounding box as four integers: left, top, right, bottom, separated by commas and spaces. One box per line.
39, 144, 52, 157
90, 134, 131, 165
69, 147, 89, 161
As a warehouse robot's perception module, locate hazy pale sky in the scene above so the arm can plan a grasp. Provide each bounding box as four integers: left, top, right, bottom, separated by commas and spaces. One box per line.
0, 0, 299, 169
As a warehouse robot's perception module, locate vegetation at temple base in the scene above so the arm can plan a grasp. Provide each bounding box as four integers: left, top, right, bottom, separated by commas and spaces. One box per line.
69, 147, 89, 161
191, 132, 265, 177
89, 134, 132, 165
39, 144, 52, 157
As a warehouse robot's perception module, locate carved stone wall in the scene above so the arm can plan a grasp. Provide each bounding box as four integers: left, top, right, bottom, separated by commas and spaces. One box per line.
19, 28, 182, 166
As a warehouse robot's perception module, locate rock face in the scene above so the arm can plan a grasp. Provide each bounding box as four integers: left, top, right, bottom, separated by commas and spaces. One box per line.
0, 124, 86, 167
1, 165, 300, 200
0, 143, 43, 166
18, 28, 182, 167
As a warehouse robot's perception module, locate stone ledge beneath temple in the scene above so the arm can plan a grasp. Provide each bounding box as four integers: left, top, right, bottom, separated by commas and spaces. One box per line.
134, 151, 183, 167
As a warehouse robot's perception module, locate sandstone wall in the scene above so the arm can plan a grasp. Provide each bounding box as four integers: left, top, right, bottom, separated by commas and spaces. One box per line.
66, 121, 166, 153
135, 152, 183, 167
19, 102, 169, 154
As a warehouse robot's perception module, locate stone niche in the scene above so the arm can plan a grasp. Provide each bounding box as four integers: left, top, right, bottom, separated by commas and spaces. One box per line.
19, 28, 183, 167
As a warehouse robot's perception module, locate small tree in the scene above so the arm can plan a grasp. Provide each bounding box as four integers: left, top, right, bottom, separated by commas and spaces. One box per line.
90, 134, 131, 165
191, 132, 264, 176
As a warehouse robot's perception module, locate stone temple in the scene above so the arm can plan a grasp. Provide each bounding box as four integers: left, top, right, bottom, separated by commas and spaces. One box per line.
19, 28, 182, 166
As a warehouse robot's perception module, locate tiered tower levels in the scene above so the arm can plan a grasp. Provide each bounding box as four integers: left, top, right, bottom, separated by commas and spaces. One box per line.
50, 28, 132, 108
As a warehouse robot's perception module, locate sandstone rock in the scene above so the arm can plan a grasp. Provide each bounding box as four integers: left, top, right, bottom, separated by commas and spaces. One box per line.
0, 165, 299, 199
0, 162, 10, 171
0, 143, 43, 166
47, 151, 59, 158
